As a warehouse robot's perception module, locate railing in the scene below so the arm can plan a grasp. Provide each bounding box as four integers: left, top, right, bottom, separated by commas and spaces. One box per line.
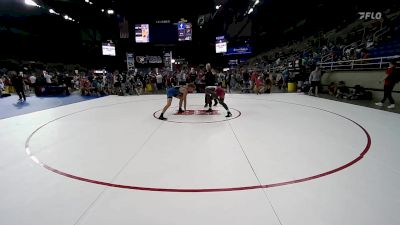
320, 53, 333, 63
317, 55, 399, 71
373, 26, 390, 42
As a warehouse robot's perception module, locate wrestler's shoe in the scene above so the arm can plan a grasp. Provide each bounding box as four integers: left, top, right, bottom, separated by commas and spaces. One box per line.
159, 115, 167, 120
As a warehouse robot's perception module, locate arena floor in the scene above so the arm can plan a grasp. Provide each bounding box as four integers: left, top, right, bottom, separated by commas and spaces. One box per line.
1, 93, 399, 225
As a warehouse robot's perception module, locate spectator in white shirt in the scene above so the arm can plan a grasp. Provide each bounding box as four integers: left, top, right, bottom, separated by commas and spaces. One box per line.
43, 71, 52, 84
29, 74, 36, 93
156, 73, 163, 91
0, 77, 4, 94
309, 67, 322, 96
29, 74, 36, 85
181, 71, 186, 85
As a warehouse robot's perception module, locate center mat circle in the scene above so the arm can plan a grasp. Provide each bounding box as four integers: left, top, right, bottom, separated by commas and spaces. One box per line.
152, 105, 241, 123
25, 98, 371, 192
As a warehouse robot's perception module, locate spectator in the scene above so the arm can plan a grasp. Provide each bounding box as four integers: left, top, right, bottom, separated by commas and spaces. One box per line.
308, 67, 322, 96
156, 72, 163, 92
375, 60, 399, 109
225, 72, 232, 93
29, 73, 37, 93
234, 71, 242, 90
217, 70, 224, 87
181, 70, 187, 85
43, 71, 52, 84
264, 72, 272, 93
176, 70, 183, 85
250, 71, 258, 90
282, 67, 290, 90
255, 75, 265, 95
11, 72, 26, 102
242, 69, 250, 91
336, 81, 350, 99
64, 74, 73, 95
0, 76, 7, 97
188, 68, 197, 84
328, 82, 337, 96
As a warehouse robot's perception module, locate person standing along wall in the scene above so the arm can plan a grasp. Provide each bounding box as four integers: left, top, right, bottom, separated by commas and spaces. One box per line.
308, 67, 322, 96
375, 60, 399, 109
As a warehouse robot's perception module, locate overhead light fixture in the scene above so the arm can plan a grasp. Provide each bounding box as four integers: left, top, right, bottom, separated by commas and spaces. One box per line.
49, 9, 60, 15
101, 9, 105, 12
107, 9, 114, 15
248, 8, 254, 14
24, 0, 41, 7
216, 5, 221, 10
85, 0, 89, 2
254, 0, 260, 5
64, 15, 75, 21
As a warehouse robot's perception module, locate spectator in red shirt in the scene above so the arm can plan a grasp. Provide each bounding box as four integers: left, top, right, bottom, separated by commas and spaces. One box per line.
255, 75, 265, 94
375, 60, 398, 109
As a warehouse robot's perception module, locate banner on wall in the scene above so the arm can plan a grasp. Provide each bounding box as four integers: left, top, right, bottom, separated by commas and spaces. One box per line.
223, 46, 252, 55
135, 55, 163, 64
164, 51, 172, 71
126, 53, 135, 71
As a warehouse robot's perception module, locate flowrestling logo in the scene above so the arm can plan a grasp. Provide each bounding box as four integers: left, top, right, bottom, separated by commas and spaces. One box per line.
135, 56, 163, 64
359, 12, 382, 20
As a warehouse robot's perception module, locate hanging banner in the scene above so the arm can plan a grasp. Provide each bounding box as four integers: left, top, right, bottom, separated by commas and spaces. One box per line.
164, 51, 172, 71
126, 53, 135, 71
135, 55, 163, 64
223, 46, 252, 55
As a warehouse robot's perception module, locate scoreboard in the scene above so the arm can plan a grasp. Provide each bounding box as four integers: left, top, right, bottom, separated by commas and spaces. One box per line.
178, 22, 192, 41
135, 24, 150, 43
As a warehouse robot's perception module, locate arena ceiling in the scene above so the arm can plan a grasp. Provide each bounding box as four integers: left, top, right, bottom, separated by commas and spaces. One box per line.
1, 0, 399, 67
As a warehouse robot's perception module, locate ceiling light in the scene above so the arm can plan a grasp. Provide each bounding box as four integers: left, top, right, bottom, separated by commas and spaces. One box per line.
216, 5, 221, 10
49, 9, 60, 15
248, 8, 254, 14
254, 0, 260, 5
24, 0, 41, 7
85, 0, 89, 2
107, 9, 114, 15
101, 9, 105, 12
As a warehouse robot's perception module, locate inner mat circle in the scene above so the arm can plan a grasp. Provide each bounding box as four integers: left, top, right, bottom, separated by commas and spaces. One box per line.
153, 105, 241, 123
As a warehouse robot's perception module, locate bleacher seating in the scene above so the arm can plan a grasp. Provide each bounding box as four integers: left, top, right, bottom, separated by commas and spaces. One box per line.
369, 37, 400, 58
